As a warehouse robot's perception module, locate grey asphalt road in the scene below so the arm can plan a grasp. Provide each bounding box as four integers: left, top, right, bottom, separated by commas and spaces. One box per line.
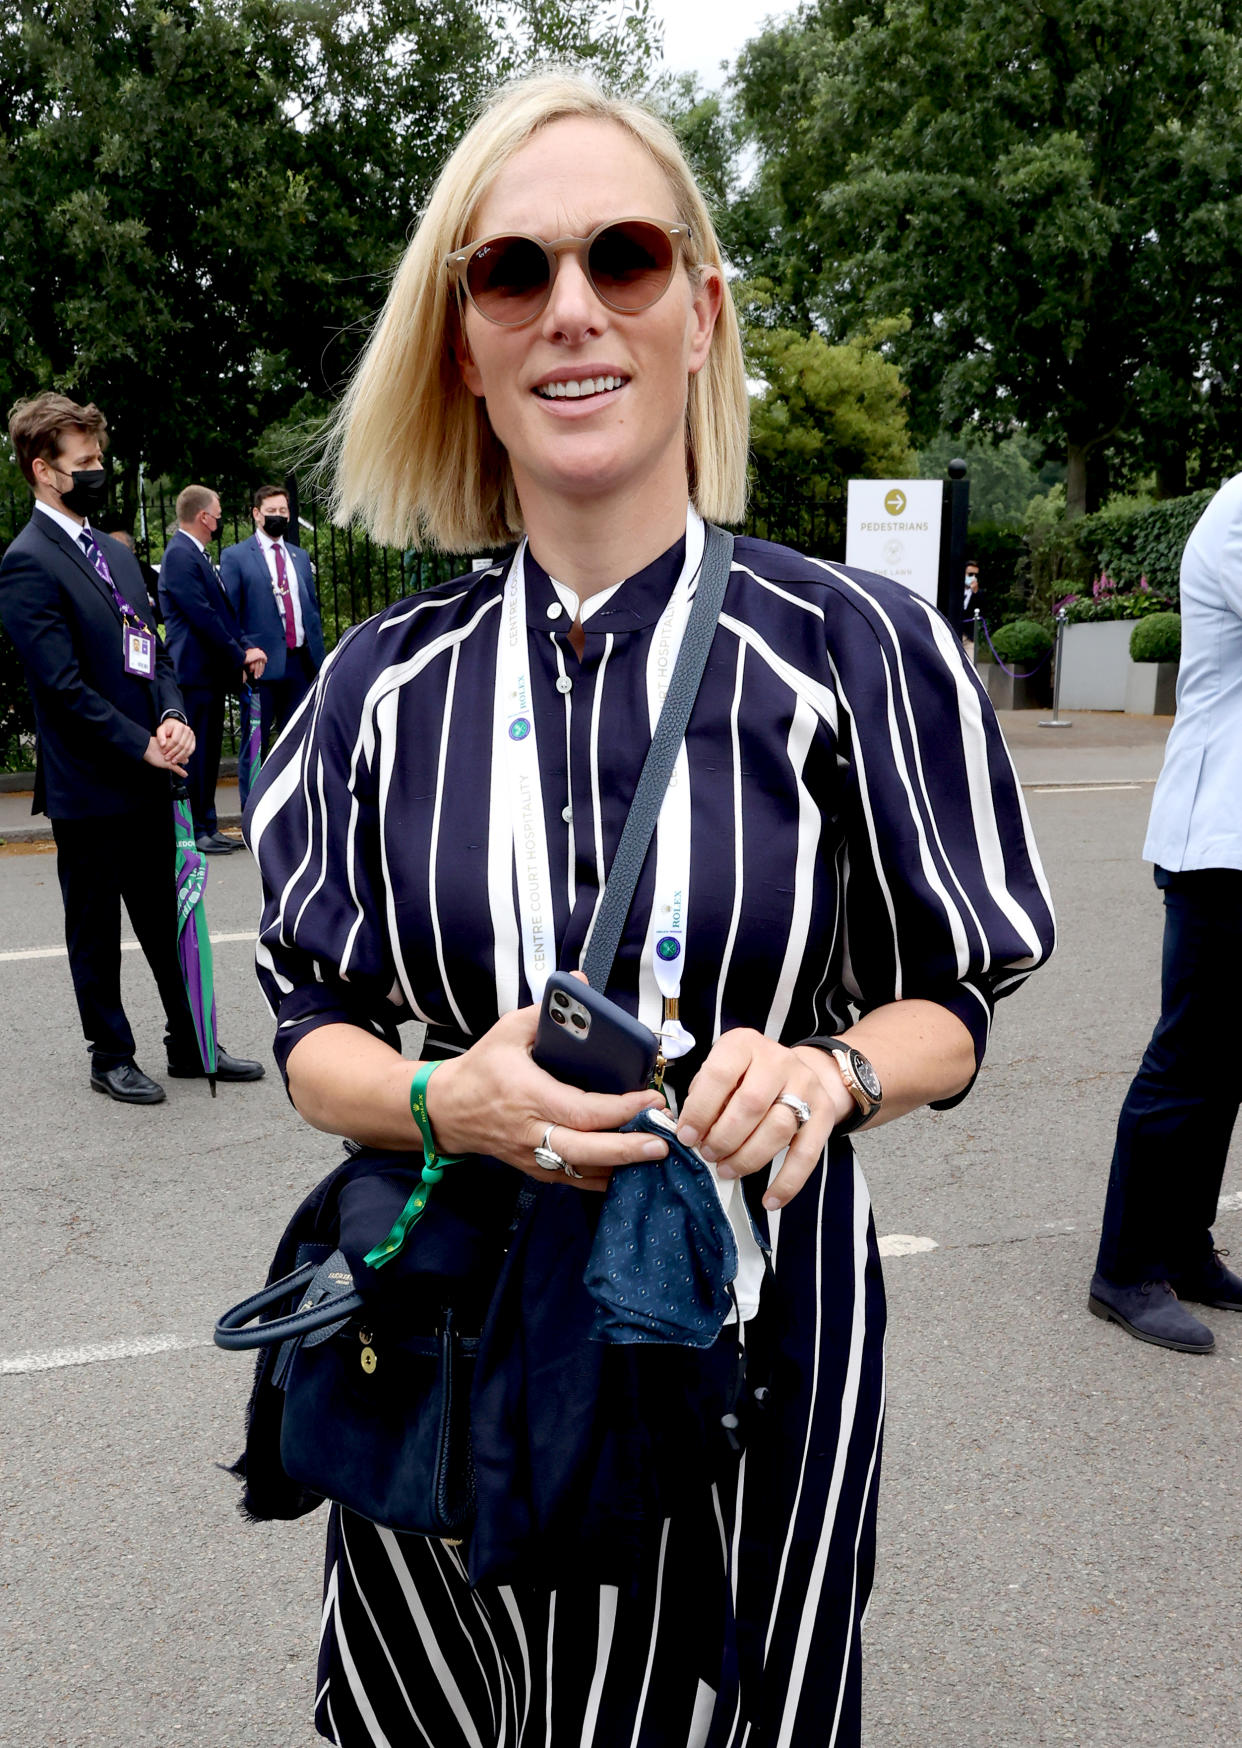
1, 774, 1238, 1747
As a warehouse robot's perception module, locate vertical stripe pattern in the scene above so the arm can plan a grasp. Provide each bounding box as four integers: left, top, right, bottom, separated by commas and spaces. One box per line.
246, 532, 1055, 1748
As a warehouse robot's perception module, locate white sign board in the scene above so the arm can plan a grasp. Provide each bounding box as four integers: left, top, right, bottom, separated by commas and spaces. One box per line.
844, 479, 943, 605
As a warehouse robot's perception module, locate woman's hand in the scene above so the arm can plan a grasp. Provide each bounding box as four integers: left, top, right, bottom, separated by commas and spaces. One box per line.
674, 1030, 853, 1211
425, 1002, 668, 1193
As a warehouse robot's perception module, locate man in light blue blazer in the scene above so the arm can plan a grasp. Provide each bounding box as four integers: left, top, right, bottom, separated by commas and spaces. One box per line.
219, 483, 325, 755
1090, 472, 1242, 1354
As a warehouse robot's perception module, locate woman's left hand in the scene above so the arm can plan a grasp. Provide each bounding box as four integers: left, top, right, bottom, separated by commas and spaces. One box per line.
673, 1030, 854, 1211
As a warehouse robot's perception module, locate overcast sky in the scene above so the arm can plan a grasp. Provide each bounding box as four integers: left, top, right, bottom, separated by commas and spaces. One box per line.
648, 0, 797, 88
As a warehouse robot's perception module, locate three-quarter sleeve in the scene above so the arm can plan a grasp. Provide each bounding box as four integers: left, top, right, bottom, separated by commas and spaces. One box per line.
826, 570, 1056, 1105
244, 626, 408, 1087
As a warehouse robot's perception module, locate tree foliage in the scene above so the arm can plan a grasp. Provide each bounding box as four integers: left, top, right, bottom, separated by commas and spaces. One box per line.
0, 0, 659, 520
733, 0, 1242, 516
747, 315, 916, 502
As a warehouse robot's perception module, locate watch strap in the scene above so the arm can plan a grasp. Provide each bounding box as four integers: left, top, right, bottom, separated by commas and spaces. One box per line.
796, 1035, 882, 1131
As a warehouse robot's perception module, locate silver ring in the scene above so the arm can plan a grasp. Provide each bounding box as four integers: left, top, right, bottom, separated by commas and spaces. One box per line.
533, 1125, 582, 1180
776, 1092, 812, 1129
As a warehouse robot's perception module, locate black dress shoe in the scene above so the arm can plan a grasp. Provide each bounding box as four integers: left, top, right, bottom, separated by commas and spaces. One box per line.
90, 1061, 167, 1104
1088, 1272, 1214, 1353
195, 833, 237, 854
167, 1046, 265, 1082
1172, 1250, 1242, 1311
208, 831, 243, 851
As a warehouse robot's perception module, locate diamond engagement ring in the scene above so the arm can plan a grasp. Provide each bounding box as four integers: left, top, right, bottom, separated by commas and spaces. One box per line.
776, 1093, 812, 1129
533, 1125, 582, 1179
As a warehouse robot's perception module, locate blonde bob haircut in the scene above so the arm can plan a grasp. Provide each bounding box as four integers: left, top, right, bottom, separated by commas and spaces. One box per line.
325, 71, 749, 551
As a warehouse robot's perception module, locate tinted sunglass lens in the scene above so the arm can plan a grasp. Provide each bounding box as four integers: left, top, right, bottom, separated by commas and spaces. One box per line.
589, 222, 675, 309
466, 236, 550, 323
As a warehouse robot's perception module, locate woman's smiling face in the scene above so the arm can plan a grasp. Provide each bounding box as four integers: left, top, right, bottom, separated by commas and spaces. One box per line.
456, 116, 721, 517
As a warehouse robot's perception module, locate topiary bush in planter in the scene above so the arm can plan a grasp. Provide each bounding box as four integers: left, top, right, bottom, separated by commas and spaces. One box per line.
1129, 612, 1181, 663
985, 619, 1053, 668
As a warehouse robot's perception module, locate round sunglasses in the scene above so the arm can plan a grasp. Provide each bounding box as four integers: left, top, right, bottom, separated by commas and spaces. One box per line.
445, 217, 692, 328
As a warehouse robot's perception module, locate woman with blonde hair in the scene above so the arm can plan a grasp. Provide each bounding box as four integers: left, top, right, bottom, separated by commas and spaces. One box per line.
247, 69, 1053, 1747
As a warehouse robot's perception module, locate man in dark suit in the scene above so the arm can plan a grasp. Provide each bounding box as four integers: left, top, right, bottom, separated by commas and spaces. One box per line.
220, 483, 325, 754
0, 393, 264, 1103
159, 483, 267, 853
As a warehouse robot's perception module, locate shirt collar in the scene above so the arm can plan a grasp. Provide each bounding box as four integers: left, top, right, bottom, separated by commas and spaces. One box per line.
35, 498, 92, 545
523, 532, 688, 632
256, 527, 285, 554
180, 527, 206, 555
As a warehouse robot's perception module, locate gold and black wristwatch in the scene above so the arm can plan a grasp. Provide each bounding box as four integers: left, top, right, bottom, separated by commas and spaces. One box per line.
797, 1036, 883, 1133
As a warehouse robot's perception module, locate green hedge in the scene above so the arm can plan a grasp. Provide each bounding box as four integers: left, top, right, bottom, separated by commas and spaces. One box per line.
1075, 491, 1212, 595
1130, 612, 1181, 663
981, 619, 1053, 665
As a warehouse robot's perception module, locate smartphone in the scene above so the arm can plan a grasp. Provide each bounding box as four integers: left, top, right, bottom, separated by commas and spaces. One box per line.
532, 972, 659, 1095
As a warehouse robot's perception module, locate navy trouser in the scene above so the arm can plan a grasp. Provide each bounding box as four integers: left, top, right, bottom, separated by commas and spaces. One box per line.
256, 646, 316, 755
1095, 866, 1242, 1285
181, 684, 227, 837
52, 804, 199, 1071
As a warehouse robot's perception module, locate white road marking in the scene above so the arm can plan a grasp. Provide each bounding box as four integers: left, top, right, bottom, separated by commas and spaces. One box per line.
1025, 782, 1142, 794
0, 930, 255, 964
1218, 1191, 1242, 1215
877, 1233, 939, 1257
1, 1332, 214, 1376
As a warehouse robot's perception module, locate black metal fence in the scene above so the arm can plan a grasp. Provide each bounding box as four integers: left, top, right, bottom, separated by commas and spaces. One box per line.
0, 480, 841, 772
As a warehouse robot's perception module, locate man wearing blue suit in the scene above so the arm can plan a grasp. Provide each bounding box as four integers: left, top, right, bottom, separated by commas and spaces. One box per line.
220, 483, 325, 755
1090, 471, 1242, 1352
159, 483, 268, 853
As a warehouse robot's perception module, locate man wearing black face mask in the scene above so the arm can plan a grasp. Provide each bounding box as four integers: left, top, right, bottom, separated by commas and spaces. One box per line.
220, 483, 325, 754
159, 483, 267, 853
0, 393, 264, 1103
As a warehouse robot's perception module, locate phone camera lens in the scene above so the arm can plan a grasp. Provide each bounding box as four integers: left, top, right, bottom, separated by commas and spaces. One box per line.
552, 1009, 566, 1025
551, 992, 568, 1009
570, 1013, 587, 1031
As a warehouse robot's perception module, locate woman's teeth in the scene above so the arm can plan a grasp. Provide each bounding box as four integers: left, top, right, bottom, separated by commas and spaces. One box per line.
535, 375, 625, 399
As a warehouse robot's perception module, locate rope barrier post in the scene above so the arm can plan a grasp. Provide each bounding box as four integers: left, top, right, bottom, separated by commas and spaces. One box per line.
972, 607, 981, 666
1039, 610, 1072, 729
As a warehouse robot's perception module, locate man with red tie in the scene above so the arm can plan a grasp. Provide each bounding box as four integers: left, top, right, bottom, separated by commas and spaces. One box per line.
219, 484, 325, 758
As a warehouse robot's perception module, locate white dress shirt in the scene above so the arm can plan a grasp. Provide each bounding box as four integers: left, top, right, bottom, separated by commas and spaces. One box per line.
34, 498, 92, 544
256, 528, 305, 647
1144, 471, 1242, 872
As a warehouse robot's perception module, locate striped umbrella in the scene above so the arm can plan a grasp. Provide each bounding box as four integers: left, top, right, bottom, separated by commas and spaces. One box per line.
237, 681, 262, 811
172, 781, 218, 1095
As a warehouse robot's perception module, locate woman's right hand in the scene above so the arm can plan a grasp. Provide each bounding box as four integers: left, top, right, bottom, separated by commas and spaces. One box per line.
424, 1002, 668, 1192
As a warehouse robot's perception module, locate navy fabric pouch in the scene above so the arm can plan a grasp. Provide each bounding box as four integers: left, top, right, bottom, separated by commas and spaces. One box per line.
584, 1107, 739, 1348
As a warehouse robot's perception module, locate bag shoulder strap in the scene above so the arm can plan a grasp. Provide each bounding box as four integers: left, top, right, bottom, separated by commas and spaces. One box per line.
580, 522, 734, 992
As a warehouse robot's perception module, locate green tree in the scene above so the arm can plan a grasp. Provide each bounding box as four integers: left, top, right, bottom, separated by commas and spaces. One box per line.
0, 0, 659, 521
746, 316, 916, 537
733, 0, 1242, 517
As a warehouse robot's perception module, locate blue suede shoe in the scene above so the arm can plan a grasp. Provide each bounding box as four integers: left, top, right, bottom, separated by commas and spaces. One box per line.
1088, 1273, 1215, 1354
1172, 1250, 1242, 1312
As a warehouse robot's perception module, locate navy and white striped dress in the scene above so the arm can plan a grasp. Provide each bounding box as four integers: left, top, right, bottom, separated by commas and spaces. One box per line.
248, 530, 1054, 1748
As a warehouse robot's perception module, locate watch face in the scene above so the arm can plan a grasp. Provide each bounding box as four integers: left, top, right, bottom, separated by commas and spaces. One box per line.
850, 1050, 882, 1102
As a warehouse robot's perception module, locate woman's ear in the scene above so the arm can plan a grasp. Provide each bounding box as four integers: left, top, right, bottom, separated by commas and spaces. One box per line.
686, 266, 724, 379
449, 308, 485, 399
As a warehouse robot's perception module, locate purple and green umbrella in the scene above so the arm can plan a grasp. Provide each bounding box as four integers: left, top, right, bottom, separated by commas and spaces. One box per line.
172, 782, 218, 1095
237, 681, 262, 811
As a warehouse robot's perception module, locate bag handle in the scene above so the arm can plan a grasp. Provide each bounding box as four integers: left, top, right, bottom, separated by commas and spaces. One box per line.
214, 1257, 364, 1350
581, 522, 734, 991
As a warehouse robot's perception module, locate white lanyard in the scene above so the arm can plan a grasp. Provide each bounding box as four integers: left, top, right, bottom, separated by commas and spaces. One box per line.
496, 507, 704, 1031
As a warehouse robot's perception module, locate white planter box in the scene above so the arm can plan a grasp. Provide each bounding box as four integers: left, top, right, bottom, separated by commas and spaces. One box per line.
1057, 620, 1138, 711
1125, 660, 1178, 715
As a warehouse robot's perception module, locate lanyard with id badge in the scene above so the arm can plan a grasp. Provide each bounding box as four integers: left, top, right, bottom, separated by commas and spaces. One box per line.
86, 533, 156, 678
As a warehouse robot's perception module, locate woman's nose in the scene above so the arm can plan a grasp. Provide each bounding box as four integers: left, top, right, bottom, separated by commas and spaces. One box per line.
540, 250, 605, 341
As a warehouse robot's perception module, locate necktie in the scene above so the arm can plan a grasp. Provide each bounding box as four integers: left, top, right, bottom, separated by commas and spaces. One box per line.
80, 529, 151, 634
273, 543, 297, 649
80, 528, 115, 587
